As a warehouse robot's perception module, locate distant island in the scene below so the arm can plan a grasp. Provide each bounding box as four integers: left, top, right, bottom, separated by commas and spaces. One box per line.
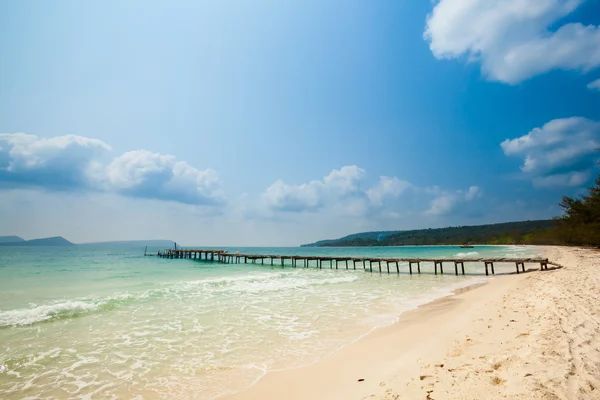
0, 237, 175, 247
302, 220, 557, 247
0, 235, 26, 244
0, 236, 75, 246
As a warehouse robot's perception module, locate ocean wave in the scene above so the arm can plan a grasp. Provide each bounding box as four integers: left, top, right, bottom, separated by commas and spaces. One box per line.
0, 301, 99, 327
177, 271, 359, 294
205, 273, 359, 294
454, 251, 480, 257
0, 294, 136, 328
0, 272, 360, 327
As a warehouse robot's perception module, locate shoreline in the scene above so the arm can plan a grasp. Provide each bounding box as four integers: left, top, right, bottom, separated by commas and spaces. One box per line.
219, 276, 492, 399
227, 275, 514, 400
228, 246, 599, 399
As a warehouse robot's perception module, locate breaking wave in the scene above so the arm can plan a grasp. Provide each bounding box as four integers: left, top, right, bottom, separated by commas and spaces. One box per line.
454, 251, 480, 257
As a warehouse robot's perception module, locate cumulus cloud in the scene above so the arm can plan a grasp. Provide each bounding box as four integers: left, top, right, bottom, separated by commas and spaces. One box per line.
501, 117, 600, 187
588, 78, 600, 91
261, 166, 481, 219
262, 166, 366, 212
366, 176, 412, 207
424, 0, 600, 84
426, 186, 482, 216
465, 185, 482, 201
0, 133, 111, 189
0, 133, 225, 205
105, 150, 225, 205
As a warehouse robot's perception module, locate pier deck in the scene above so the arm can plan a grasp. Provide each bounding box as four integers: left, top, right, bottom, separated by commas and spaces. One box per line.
156, 249, 555, 276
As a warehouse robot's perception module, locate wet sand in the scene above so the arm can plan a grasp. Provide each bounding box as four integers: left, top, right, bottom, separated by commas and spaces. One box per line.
229, 246, 600, 400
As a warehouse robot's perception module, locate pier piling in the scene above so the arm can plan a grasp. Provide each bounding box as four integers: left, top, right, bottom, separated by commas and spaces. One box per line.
156, 249, 555, 277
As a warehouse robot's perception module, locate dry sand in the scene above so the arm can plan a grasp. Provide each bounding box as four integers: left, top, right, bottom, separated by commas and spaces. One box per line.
228, 246, 600, 400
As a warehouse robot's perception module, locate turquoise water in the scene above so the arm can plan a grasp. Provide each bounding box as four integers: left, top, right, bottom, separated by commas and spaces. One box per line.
0, 245, 536, 399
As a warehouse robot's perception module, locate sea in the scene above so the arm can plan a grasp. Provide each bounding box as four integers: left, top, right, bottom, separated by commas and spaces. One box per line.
0, 245, 538, 399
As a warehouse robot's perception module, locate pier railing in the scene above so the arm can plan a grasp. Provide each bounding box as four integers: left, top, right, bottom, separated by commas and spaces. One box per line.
155, 249, 555, 276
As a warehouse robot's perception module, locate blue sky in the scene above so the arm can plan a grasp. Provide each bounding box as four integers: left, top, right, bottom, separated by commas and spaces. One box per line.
1, 0, 600, 245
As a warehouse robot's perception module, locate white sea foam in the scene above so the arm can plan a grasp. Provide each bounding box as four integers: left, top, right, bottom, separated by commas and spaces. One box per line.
1, 246, 502, 399
454, 251, 480, 257
0, 301, 99, 327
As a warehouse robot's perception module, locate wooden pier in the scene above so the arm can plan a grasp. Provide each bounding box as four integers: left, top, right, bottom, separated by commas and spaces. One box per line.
156, 249, 554, 276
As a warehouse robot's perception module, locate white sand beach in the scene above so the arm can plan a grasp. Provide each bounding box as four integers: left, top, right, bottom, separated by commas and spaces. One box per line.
229, 246, 600, 400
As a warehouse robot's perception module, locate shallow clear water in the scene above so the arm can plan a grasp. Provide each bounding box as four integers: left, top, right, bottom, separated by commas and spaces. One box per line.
0, 245, 537, 399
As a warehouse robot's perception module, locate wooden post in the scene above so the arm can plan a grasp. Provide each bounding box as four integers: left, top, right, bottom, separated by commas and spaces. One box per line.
491, 262, 495, 274
397, 261, 400, 274
440, 262, 444, 274
461, 262, 465, 275
417, 262, 421, 274
378, 261, 382, 273
454, 262, 459, 276
369, 260, 372, 273
353, 260, 357, 270
434, 261, 438, 275
485, 262, 489, 276
515, 262, 520, 274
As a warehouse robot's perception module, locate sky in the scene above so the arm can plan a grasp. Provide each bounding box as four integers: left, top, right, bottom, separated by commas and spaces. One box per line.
1, 0, 600, 246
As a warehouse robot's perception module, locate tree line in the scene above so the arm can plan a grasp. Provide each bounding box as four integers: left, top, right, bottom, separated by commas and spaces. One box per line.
311, 165, 600, 247
556, 171, 600, 247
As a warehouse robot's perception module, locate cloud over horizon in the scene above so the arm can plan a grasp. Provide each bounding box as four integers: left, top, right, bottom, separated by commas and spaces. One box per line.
501, 117, 600, 187
0, 133, 226, 206
0, 133, 111, 190
262, 166, 367, 213
425, 185, 482, 216
425, 0, 600, 84
260, 166, 482, 219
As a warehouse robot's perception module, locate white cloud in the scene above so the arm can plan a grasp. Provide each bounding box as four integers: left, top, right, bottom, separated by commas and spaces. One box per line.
465, 185, 482, 201
426, 186, 482, 216
532, 171, 591, 187
262, 166, 365, 212
105, 150, 225, 205
262, 166, 481, 219
588, 78, 600, 91
424, 0, 600, 84
366, 176, 412, 207
0, 133, 225, 205
0, 133, 111, 189
501, 117, 600, 187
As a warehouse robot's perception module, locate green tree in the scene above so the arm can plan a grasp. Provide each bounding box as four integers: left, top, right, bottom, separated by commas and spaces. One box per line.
558, 155, 600, 247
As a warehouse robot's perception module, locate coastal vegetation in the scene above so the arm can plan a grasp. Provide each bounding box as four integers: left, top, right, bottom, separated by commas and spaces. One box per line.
557, 173, 600, 247
302, 220, 557, 247
304, 169, 600, 248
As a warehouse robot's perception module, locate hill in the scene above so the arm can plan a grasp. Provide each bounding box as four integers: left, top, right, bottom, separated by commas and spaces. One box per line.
302, 231, 402, 247
0, 235, 25, 244
302, 220, 557, 247
0, 236, 75, 246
